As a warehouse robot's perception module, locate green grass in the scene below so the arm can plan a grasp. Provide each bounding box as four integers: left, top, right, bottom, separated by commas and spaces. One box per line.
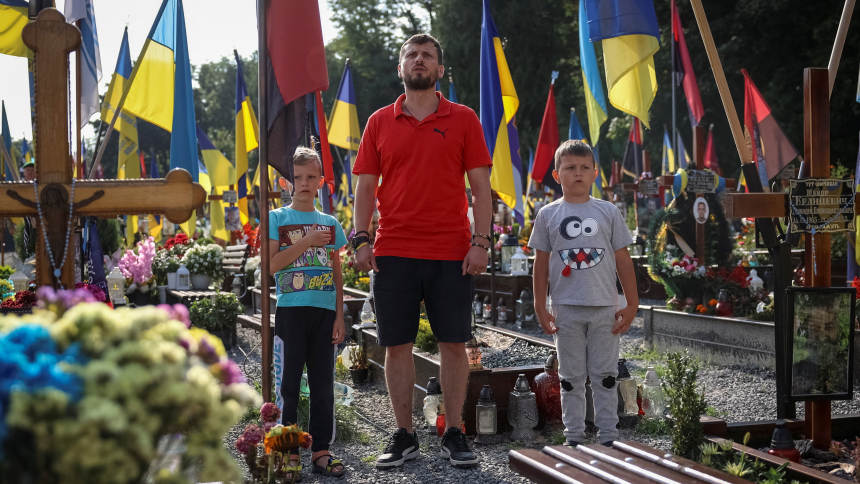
548, 428, 567, 446
635, 417, 672, 436
361, 455, 376, 464
506, 441, 526, 450
705, 406, 729, 418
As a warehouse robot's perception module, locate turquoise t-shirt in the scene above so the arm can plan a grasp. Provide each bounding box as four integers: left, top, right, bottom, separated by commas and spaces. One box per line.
268, 207, 348, 310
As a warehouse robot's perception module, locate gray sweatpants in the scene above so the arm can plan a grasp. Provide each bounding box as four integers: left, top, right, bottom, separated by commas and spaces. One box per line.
552, 304, 620, 443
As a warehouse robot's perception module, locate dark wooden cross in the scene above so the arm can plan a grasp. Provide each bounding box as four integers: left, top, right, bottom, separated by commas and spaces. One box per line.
724, 68, 840, 449
0, 9, 206, 289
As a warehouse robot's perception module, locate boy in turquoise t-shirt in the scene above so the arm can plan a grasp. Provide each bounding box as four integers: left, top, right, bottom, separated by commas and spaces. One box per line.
268, 147, 348, 479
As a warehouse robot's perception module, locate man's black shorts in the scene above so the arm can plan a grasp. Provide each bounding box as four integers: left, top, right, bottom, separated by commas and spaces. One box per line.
372, 256, 472, 347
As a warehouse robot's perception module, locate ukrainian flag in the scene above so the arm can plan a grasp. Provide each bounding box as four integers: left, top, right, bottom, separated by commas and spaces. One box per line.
593, 164, 608, 199
197, 125, 235, 187
569, 108, 587, 142
0, 0, 29, 57
676, 130, 690, 169
662, 128, 675, 174
20, 138, 31, 164
327, 60, 360, 152
579, 0, 608, 145
235, 52, 258, 225
449, 76, 459, 103
121, 0, 198, 182
102, 28, 140, 179
480, 0, 523, 222
584, 0, 660, 127
1, 101, 14, 180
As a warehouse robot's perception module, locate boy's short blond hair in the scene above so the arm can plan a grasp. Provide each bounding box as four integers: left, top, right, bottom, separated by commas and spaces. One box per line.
554, 139, 595, 170
293, 146, 323, 174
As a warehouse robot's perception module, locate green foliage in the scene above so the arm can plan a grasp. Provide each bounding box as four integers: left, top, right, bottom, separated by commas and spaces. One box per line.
189, 292, 244, 332
699, 436, 803, 484
664, 351, 707, 459
152, 250, 181, 286
705, 406, 728, 418
194, 237, 216, 246
13, 221, 35, 262
296, 395, 369, 444
97, 218, 122, 257
415, 318, 438, 354
626, 204, 637, 231
635, 417, 672, 436
0, 266, 14, 279
335, 360, 350, 381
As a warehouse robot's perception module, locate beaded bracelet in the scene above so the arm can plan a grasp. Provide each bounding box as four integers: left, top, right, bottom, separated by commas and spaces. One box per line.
471, 242, 490, 251
472, 232, 491, 242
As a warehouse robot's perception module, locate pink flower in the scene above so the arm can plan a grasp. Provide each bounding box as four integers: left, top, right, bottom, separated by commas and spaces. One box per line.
157, 303, 191, 327
263, 421, 277, 433
242, 424, 265, 444
119, 237, 156, 284
235, 436, 252, 455
260, 402, 281, 423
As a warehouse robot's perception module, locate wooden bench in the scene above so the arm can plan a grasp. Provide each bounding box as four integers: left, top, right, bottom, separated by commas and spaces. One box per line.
168, 244, 251, 303
510, 441, 753, 484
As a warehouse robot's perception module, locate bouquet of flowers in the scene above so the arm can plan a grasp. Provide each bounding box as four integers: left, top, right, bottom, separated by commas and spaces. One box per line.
236, 402, 312, 484
184, 243, 223, 278
340, 247, 369, 292
0, 291, 260, 483
0, 290, 36, 309
152, 249, 181, 286
120, 236, 157, 294
234, 222, 262, 256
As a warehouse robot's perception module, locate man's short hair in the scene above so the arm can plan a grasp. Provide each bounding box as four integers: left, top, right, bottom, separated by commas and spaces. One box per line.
293, 147, 322, 173
554, 139, 595, 170
399, 34, 443, 64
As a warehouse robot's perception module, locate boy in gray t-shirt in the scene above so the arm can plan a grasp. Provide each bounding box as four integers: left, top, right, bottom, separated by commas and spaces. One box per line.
528, 140, 638, 446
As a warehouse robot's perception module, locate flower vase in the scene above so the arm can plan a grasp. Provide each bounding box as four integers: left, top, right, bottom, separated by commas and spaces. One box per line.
211, 328, 233, 351
127, 290, 153, 307
191, 273, 212, 290
167, 272, 178, 289
157, 285, 168, 304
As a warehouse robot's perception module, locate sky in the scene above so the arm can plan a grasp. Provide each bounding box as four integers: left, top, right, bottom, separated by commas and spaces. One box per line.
0, 0, 338, 143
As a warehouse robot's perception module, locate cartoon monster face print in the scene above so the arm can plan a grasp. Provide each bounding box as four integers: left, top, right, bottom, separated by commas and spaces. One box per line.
291, 272, 305, 290
315, 247, 329, 267
559, 216, 599, 240
558, 216, 601, 276
288, 229, 304, 245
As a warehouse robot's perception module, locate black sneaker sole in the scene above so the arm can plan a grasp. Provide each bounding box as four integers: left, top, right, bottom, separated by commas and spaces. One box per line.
375, 447, 420, 469
440, 447, 479, 468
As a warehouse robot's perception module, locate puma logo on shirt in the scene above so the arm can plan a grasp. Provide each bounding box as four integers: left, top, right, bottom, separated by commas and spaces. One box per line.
434, 128, 449, 138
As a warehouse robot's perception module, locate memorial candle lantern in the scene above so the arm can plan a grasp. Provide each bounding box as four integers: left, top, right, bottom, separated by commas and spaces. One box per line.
768, 420, 801, 463
715, 289, 733, 317
642, 367, 665, 418
176, 263, 191, 290
510, 247, 528, 275
474, 385, 497, 444
532, 352, 562, 425
508, 374, 538, 442
515, 289, 535, 325
497, 298, 507, 323
10, 268, 29, 293
747, 269, 764, 293
465, 335, 483, 370
500, 235, 519, 273
616, 359, 639, 416
482, 296, 492, 321
422, 377, 443, 435
107, 267, 126, 305
473, 294, 484, 323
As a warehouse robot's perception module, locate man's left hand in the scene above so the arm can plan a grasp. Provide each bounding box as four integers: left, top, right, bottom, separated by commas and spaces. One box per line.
612, 306, 637, 335
462, 246, 489, 276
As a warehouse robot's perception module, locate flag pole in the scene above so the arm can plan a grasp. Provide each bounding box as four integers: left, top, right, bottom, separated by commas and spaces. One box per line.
828, 0, 855, 97
671, 0, 677, 161
257, 0, 273, 403
75, 20, 83, 179
688, 0, 752, 165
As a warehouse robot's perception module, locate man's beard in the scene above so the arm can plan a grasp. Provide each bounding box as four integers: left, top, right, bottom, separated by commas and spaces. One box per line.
403, 69, 437, 91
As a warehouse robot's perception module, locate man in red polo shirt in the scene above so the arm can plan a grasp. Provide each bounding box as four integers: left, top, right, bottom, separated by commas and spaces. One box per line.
352, 33, 493, 469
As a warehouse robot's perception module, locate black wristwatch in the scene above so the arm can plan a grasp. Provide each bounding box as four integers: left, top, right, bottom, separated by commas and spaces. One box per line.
350, 235, 371, 250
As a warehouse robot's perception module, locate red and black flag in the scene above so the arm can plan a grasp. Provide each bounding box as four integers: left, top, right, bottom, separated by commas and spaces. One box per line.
621, 117, 644, 179
742, 69, 799, 187
671, 0, 704, 127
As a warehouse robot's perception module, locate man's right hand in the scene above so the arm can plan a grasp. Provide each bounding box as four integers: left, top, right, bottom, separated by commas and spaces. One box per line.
303, 223, 332, 247
355, 244, 378, 273
536, 306, 558, 335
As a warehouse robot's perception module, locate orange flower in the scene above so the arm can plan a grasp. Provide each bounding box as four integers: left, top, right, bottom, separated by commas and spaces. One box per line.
698, 306, 708, 314
696, 304, 705, 311
264, 424, 313, 453
709, 299, 718, 306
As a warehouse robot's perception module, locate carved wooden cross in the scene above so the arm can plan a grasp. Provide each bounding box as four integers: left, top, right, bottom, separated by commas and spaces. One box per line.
0, 9, 205, 289
724, 68, 841, 449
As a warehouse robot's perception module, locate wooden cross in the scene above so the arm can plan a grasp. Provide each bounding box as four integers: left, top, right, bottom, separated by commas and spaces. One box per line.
0, 9, 205, 289
723, 68, 835, 449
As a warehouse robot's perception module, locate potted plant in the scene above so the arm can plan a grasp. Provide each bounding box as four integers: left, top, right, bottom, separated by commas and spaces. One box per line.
189, 292, 244, 350
184, 243, 223, 289
119, 236, 157, 306
152, 250, 180, 302
346, 345, 368, 384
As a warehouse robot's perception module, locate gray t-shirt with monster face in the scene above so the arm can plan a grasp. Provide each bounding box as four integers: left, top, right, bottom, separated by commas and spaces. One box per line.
528, 197, 633, 307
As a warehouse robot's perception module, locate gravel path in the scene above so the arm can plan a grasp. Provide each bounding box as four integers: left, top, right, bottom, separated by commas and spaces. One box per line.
219, 304, 860, 482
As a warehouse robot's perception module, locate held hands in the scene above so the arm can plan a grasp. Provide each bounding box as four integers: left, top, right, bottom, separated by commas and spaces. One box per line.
462, 245, 489, 276
303, 223, 332, 247
612, 306, 637, 335
332, 315, 345, 344
354, 244, 377, 273
536, 306, 558, 335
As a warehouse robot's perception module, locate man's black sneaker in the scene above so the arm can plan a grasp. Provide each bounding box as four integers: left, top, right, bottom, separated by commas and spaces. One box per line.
600, 441, 615, 447
440, 427, 479, 467
375, 428, 420, 469
563, 440, 581, 447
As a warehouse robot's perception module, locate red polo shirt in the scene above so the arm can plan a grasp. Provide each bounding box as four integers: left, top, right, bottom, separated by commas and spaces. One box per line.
353, 92, 492, 261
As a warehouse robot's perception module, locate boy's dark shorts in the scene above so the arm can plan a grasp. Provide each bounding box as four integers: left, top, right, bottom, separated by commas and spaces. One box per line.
372, 256, 473, 347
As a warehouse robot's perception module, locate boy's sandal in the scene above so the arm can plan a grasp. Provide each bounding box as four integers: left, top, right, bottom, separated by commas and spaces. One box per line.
284, 454, 303, 482
312, 453, 346, 478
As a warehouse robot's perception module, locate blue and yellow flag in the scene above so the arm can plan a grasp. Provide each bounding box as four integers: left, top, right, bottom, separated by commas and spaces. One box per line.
1, 101, 14, 180
327, 60, 360, 152
102, 28, 140, 179
449, 77, 459, 104
122, 0, 198, 181
662, 128, 675, 174
584, 0, 659, 127
234, 52, 259, 224
579, 0, 608, 145
196, 125, 235, 187
676, 130, 690, 169
480, 0, 523, 222
568, 108, 587, 142
0, 0, 29, 57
